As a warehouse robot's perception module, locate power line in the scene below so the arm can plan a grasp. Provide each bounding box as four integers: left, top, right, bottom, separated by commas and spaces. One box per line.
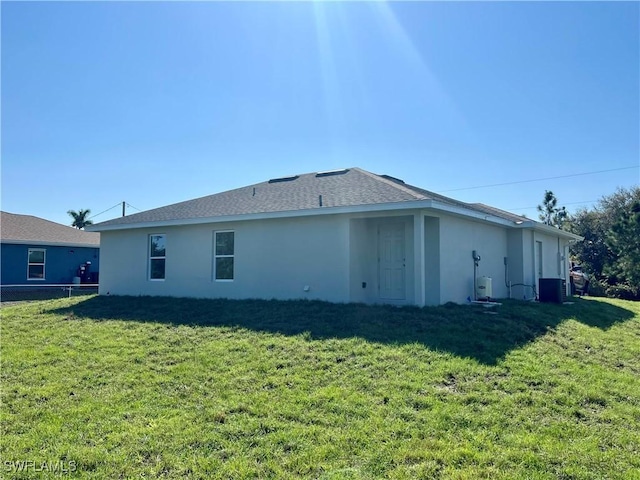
88, 202, 142, 220
437, 165, 639, 193
88, 203, 122, 220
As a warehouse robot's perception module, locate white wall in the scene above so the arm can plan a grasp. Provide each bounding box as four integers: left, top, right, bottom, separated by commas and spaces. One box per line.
423, 216, 441, 305
99, 215, 351, 303
534, 231, 563, 279
506, 229, 571, 300
348, 215, 415, 305
349, 210, 509, 305
348, 218, 377, 304
438, 215, 509, 304
98, 208, 569, 306
507, 229, 536, 300
533, 230, 572, 297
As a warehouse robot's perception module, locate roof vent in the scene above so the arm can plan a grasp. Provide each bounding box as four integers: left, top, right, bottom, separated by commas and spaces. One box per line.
379, 174, 405, 184
315, 168, 349, 178
268, 175, 299, 184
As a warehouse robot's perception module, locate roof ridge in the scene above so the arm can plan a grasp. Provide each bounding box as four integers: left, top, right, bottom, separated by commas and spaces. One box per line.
351, 168, 428, 200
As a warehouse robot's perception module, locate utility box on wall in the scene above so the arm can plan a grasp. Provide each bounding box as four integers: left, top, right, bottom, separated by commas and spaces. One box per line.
539, 278, 567, 303
476, 276, 492, 300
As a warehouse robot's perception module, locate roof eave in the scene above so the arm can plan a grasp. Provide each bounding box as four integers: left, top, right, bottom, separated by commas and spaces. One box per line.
87, 200, 438, 231
520, 221, 584, 241
429, 201, 520, 228
87, 199, 533, 232
1, 239, 100, 248
430, 205, 582, 241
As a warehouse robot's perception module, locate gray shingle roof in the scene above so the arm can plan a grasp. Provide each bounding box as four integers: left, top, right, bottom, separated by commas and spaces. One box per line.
1, 212, 100, 246
91, 167, 529, 229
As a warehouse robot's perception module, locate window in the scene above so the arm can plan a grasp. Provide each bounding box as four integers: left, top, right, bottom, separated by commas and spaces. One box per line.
28, 249, 46, 280
149, 234, 166, 280
214, 231, 234, 281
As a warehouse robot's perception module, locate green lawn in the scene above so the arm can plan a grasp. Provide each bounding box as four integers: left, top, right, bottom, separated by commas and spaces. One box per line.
1, 295, 639, 479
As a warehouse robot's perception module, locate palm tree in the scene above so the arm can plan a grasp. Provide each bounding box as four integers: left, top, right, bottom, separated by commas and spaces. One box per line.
67, 209, 93, 229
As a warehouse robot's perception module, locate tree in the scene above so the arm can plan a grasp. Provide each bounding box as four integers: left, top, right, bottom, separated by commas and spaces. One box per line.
537, 190, 567, 228
604, 198, 640, 297
567, 186, 640, 299
67, 209, 93, 229
566, 207, 612, 279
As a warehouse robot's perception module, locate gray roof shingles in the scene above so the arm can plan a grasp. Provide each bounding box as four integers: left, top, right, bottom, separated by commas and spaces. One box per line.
91, 167, 529, 228
1, 212, 100, 246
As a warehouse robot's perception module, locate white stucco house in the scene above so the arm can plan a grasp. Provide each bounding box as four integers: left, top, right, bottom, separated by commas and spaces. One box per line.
88, 168, 581, 306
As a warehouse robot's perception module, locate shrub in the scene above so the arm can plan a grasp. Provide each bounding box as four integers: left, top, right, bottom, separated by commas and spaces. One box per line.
586, 278, 607, 298
605, 283, 639, 300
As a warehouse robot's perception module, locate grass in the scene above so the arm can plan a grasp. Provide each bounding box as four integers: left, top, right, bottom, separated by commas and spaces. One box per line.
1, 295, 639, 479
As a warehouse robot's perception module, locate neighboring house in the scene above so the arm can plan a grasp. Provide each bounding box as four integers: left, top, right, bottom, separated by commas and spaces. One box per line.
88, 168, 581, 306
1, 212, 100, 285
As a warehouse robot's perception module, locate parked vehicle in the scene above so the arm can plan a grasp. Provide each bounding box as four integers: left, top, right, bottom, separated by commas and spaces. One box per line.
570, 264, 590, 295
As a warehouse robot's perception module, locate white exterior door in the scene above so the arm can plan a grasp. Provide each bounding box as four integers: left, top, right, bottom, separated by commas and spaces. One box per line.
378, 224, 406, 300
535, 240, 543, 291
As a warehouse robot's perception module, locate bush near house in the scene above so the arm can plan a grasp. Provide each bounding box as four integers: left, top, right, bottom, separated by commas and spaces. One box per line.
1, 295, 639, 479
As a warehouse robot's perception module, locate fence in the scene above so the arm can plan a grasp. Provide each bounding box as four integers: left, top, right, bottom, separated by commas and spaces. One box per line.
0, 284, 99, 303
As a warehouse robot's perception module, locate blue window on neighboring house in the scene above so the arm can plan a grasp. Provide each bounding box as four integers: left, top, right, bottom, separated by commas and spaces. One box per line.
149, 234, 166, 280
28, 249, 46, 280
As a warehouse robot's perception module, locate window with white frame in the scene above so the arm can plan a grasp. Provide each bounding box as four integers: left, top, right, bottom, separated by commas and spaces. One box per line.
214, 231, 234, 281
27, 249, 46, 280
149, 234, 166, 280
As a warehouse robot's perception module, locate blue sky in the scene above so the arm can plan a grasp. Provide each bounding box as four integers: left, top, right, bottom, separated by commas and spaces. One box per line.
2, 1, 638, 227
